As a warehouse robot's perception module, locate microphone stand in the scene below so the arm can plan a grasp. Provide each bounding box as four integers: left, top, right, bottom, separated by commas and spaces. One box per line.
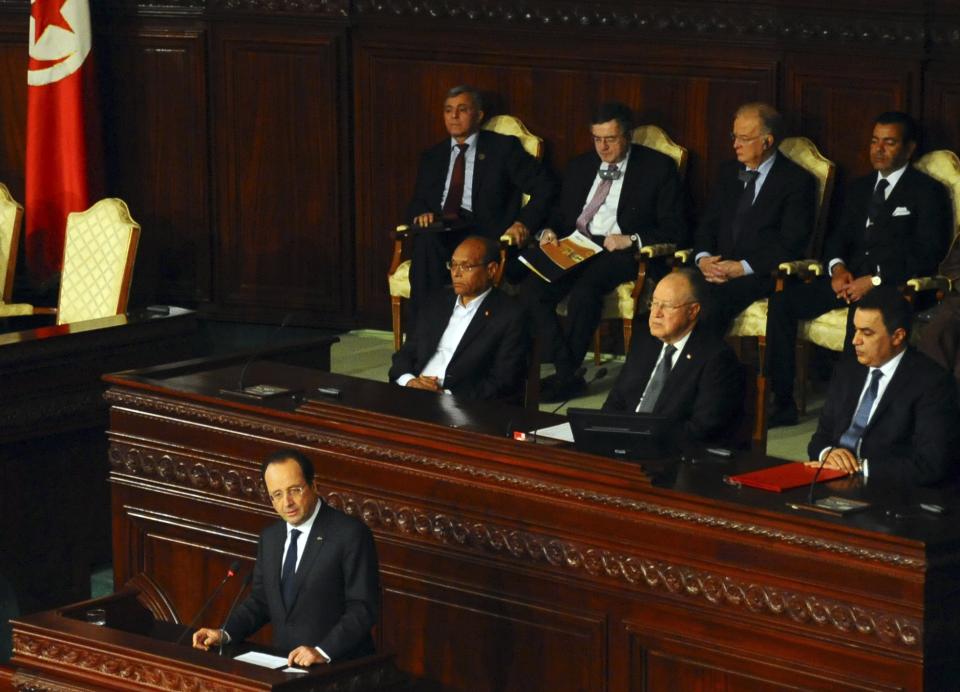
219, 571, 253, 656
175, 560, 240, 645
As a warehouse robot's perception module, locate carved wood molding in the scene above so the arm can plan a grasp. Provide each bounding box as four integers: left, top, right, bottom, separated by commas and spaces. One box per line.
12, 633, 239, 691
104, 390, 924, 570
12, 632, 401, 691
329, 490, 922, 650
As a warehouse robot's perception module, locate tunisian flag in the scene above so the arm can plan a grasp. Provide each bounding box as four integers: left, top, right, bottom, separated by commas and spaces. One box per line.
25, 0, 94, 282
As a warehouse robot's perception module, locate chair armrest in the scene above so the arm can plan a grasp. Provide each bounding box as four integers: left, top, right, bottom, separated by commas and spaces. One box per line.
499, 234, 515, 247
673, 248, 694, 265
387, 225, 411, 277
906, 275, 952, 294
639, 243, 676, 259
777, 259, 822, 279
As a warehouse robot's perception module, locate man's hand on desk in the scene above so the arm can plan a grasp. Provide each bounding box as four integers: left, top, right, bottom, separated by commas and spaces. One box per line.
288, 645, 329, 667
414, 212, 436, 227
805, 448, 861, 474
191, 627, 224, 650
405, 375, 442, 392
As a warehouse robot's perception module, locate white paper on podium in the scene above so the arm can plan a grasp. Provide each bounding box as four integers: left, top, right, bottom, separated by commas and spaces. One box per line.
233, 651, 289, 669
530, 422, 574, 442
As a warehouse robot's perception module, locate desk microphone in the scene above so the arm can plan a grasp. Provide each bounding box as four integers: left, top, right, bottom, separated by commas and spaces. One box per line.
547, 366, 607, 415
175, 560, 241, 645
806, 454, 829, 507
219, 570, 254, 656
222, 314, 302, 400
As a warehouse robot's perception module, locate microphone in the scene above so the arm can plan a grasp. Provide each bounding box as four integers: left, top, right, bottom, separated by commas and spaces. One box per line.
806, 453, 829, 507
175, 560, 241, 645
219, 570, 253, 656
221, 314, 301, 400
547, 366, 607, 415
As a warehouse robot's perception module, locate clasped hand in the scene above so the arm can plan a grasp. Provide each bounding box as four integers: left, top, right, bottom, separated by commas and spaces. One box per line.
698, 255, 744, 283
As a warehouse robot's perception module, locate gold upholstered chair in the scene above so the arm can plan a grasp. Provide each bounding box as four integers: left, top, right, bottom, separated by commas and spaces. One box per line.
0, 198, 141, 324
557, 124, 689, 364
0, 184, 24, 309
789, 149, 960, 413
674, 136, 835, 443
386, 114, 544, 351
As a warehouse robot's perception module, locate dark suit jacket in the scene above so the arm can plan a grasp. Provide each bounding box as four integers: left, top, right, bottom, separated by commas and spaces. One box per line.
808, 348, 960, 485
602, 324, 745, 443
406, 129, 555, 238
550, 144, 688, 246
388, 287, 530, 401
823, 167, 952, 285
224, 503, 380, 662
694, 155, 816, 275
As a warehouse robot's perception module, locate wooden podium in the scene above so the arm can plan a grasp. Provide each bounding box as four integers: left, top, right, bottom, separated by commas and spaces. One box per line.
103, 359, 960, 690
8, 577, 405, 691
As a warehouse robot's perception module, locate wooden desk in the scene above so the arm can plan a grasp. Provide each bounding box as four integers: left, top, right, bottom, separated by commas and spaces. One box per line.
0, 309, 202, 613
8, 582, 405, 690
104, 361, 960, 691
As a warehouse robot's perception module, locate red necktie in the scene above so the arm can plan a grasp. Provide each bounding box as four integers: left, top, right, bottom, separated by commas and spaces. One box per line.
443, 143, 469, 220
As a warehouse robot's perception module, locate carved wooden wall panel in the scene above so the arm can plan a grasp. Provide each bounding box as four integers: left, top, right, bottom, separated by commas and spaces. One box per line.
212, 23, 350, 320
923, 65, 960, 156
96, 24, 212, 305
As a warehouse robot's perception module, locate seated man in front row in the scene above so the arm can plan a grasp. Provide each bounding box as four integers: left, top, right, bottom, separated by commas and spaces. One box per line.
389, 236, 530, 401
603, 269, 745, 444
193, 449, 379, 666
519, 102, 687, 402
808, 286, 960, 486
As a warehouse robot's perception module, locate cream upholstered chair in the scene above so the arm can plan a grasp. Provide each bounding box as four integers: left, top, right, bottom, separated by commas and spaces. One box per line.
0, 198, 140, 323
789, 149, 959, 413
677, 137, 834, 442
0, 183, 24, 309
387, 115, 544, 351
557, 125, 688, 364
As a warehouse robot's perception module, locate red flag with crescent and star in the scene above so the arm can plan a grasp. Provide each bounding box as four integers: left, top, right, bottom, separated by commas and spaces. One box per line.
25, 0, 95, 282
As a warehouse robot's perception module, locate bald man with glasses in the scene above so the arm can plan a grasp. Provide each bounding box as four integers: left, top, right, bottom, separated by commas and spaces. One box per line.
389, 235, 530, 402
603, 269, 745, 444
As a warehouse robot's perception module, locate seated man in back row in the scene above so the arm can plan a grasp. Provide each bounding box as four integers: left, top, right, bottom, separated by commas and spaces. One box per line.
766, 111, 952, 427
693, 102, 816, 334
603, 269, 745, 444
405, 85, 555, 320
519, 102, 687, 402
808, 286, 959, 486
389, 236, 530, 401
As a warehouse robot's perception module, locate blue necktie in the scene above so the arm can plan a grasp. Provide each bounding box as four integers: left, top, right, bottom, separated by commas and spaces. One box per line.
838, 369, 883, 452
281, 528, 301, 608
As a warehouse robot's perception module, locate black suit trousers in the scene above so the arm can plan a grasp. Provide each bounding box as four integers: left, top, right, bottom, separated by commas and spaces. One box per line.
702, 274, 775, 336
519, 248, 639, 378
765, 277, 855, 402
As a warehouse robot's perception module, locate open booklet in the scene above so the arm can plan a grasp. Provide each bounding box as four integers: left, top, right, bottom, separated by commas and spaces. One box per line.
518, 230, 603, 282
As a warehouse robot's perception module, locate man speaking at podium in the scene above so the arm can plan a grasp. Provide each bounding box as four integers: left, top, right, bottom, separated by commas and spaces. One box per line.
192, 449, 379, 666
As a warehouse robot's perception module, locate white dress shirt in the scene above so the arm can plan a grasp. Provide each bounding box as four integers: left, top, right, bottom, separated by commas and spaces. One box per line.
827, 164, 909, 275
440, 132, 479, 212
635, 328, 694, 412
580, 147, 632, 239
396, 288, 492, 392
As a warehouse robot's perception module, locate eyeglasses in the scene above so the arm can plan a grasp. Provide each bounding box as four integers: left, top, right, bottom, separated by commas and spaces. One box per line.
729, 133, 765, 144
446, 261, 487, 273
269, 486, 306, 504
649, 300, 694, 312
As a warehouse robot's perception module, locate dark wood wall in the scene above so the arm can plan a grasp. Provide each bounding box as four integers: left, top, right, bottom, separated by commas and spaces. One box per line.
0, 0, 958, 328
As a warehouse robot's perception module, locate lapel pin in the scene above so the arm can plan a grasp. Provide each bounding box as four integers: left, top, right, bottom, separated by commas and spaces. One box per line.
686, 353, 692, 360
484, 309, 490, 317
316, 536, 324, 542
478, 153, 486, 161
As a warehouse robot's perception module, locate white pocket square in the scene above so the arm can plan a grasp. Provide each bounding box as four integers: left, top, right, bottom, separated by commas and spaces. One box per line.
892, 206, 911, 217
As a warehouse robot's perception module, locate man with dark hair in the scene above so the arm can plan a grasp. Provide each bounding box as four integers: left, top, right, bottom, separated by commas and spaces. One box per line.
405, 85, 555, 318
766, 111, 952, 426
389, 235, 530, 401
694, 102, 816, 333
603, 270, 744, 443
519, 102, 687, 401
808, 286, 959, 485
192, 449, 379, 666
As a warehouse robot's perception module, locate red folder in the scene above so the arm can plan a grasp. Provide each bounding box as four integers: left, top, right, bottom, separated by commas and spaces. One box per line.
725, 462, 848, 492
